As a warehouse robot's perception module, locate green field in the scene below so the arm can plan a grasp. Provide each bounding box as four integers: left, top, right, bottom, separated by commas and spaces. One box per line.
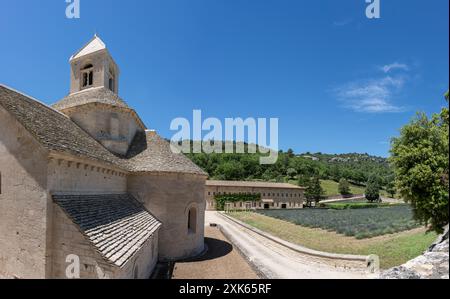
229, 211, 436, 269
257, 205, 419, 239
319, 179, 392, 197
320, 179, 366, 196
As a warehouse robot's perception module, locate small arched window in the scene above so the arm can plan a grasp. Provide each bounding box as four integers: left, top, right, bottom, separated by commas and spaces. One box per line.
108, 77, 115, 91
81, 64, 94, 88
187, 207, 197, 234
108, 67, 115, 92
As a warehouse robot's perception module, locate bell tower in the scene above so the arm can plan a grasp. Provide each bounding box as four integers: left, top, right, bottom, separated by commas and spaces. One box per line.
69, 35, 120, 95
52, 35, 147, 156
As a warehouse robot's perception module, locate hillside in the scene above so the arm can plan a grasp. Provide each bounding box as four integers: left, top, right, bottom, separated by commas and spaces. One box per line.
183, 143, 394, 188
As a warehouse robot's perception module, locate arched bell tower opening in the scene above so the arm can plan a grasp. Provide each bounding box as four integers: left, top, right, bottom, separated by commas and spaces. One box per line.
81, 63, 94, 89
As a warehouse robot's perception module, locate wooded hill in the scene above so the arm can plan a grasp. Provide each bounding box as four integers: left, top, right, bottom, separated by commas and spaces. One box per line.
182, 141, 394, 188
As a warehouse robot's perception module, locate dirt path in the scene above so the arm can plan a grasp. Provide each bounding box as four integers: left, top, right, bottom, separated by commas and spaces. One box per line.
206, 212, 373, 279
172, 226, 259, 279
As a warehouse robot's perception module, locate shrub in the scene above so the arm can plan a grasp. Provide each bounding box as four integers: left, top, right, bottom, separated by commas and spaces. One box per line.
214, 193, 261, 210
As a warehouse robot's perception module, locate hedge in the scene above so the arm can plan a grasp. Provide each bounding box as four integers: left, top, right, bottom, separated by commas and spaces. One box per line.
214, 193, 261, 211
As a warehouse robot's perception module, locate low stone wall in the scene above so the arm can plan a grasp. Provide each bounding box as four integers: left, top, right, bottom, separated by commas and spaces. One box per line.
218, 212, 378, 274
380, 226, 449, 279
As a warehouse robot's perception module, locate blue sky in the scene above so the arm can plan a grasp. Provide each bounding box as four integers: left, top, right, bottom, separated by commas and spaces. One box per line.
0, 0, 448, 157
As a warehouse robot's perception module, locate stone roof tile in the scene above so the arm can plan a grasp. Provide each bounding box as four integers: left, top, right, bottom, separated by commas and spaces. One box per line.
0, 85, 123, 166
53, 194, 161, 267
0, 85, 208, 176
126, 130, 208, 175
52, 87, 128, 111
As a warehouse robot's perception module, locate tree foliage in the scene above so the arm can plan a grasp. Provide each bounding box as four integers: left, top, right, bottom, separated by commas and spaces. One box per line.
185, 142, 393, 187
386, 181, 396, 198
304, 177, 325, 207
365, 176, 381, 203
390, 92, 449, 233
338, 178, 352, 196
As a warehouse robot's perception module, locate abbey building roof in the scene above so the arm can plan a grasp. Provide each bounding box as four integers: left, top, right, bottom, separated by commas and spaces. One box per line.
53, 194, 161, 267
0, 84, 208, 176
52, 87, 129, 111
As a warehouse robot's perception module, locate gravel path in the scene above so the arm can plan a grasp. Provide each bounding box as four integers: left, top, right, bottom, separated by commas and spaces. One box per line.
207, 211, 373, 279
172, 226, 260, 279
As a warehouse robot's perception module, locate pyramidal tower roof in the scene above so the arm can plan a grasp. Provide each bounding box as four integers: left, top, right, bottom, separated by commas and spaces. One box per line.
70, 34, 107, 61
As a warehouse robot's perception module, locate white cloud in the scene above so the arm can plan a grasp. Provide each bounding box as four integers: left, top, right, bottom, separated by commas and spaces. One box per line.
381, 62, 409, 73
335, 76, 406, 113
333, 19, 352, 27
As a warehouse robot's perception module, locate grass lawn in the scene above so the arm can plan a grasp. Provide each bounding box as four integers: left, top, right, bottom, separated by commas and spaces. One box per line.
320, 179, 391, 197
320, 179, 366, 196
229, 212, 437, 269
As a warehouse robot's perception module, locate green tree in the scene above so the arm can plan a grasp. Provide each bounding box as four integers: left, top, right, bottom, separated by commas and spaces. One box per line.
214, 160, 245, 180
286, 168, 297, 179
390, 92, 449, 233
287, 148, 295, 158
365, 176, 381, 203
386, 181, 396, 198
305, 177, 325, 207
297, 174, 309, 188
338, 178, 352, 196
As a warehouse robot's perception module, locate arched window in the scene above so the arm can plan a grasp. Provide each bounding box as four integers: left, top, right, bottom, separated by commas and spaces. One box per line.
81, 64, 94, 88
109, 77, 115, 91
108, 67, 115, 92
187, 207, 197, 234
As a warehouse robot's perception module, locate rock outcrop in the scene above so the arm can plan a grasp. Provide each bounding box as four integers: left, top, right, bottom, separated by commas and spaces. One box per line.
380, 225, 449, 279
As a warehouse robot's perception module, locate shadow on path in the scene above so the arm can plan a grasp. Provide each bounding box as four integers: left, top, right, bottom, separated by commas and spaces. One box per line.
178, 237, 233, 263
150, 237, 233, 279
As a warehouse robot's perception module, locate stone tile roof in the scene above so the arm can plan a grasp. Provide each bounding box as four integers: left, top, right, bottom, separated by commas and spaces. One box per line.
52, 87, 129, 111
53, 194, 161, 267
0, 85, 123, 167
0, 85, 208, 176
126, 130, 208, 175
206, 180, 305, 189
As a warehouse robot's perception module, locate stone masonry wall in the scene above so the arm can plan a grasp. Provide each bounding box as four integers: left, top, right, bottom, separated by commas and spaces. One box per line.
47, 155, 127, 195
66, 106, 140, 155
0, 107, 50, 278
128, 172, 206, 261
114, 230, 159, 279
51, 205, 115, 279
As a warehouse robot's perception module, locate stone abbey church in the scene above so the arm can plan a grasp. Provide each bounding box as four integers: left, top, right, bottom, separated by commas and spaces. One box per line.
0, 36, 208, 279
